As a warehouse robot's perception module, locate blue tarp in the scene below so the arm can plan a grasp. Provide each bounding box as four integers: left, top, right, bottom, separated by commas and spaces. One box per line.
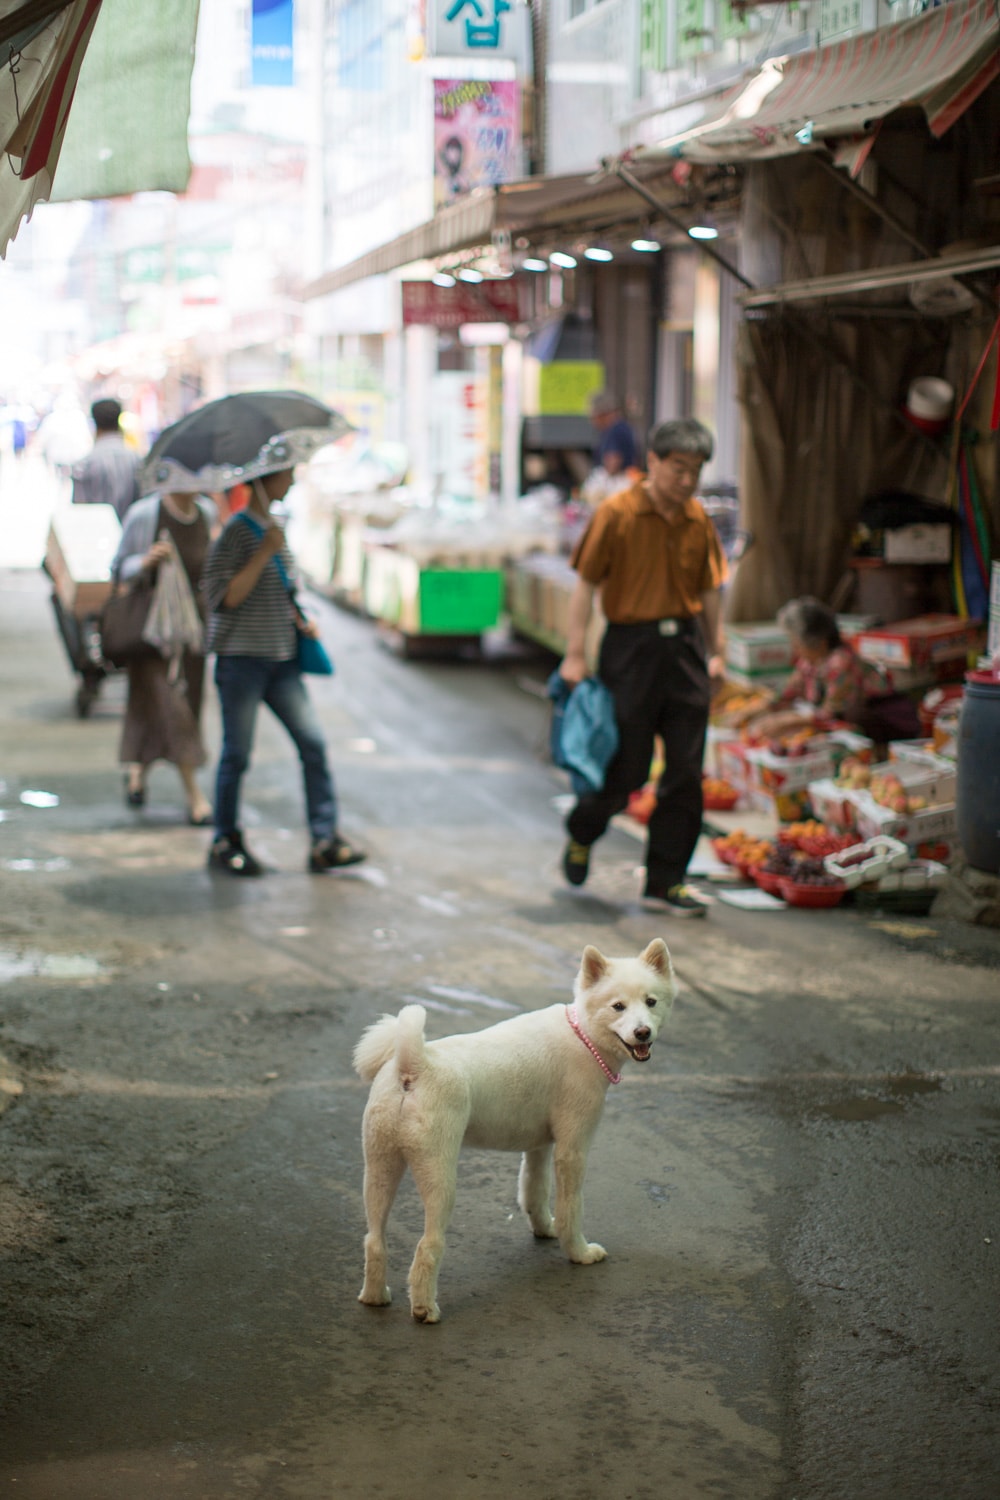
547, 671, 619, 796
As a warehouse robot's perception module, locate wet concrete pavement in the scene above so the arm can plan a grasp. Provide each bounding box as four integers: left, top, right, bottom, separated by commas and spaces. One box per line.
1, 561, 999, 1500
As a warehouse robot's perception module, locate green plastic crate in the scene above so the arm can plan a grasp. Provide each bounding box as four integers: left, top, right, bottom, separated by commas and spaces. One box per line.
417, 570, 503, 635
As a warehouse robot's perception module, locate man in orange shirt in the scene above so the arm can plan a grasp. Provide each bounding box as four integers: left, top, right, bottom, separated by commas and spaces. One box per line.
558, 418, 727, 915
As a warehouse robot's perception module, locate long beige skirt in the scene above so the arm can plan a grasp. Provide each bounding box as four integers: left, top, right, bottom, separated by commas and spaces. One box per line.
118, 651, 206, 768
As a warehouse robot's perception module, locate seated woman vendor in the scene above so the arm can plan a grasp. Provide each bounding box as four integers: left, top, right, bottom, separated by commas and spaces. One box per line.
748, 597, 920, 743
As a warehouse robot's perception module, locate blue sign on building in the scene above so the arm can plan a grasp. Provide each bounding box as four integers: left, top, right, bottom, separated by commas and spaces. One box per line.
251, 0, 294, 87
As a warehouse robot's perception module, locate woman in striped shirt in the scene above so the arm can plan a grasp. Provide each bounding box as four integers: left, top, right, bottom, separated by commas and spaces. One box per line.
202, 466, 366, 877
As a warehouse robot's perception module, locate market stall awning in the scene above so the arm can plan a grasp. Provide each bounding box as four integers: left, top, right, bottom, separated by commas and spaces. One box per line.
301, 161, 688, 300
649, 0, 999, 174
0, 0, 199, 256
741, 242, 1000, 308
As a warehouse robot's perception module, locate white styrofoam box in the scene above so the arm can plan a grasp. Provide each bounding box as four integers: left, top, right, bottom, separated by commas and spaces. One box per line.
823, 836, 910, 888
724, 621, 792, 672
989, 562, 1000, 657
883, 523, 952, 565
746, 743, 835, 794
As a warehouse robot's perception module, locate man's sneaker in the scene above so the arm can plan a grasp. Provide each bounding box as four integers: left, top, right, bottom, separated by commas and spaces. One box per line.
308, 836, 367, 873
641, 883, 710, 917
208, 832, 264, 877
562, 838, 591, 887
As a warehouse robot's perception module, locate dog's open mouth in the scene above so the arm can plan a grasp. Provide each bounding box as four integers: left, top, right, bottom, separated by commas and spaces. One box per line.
625, 1041, 652, 1062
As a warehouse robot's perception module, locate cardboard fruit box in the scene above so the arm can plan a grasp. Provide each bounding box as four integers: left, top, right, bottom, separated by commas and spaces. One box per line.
45, 505, 121, 618
849, 790, 957, 846
869, 758, 957, 809
724, 621, 792, 673
853, 614, 985, 670
882, 524, 952, 565
886, 743, 958, 799
806, 778, 857, 831
745, 742, 835, 794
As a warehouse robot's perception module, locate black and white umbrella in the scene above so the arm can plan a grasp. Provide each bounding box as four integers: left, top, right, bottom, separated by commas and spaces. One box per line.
140, 390, 352, 493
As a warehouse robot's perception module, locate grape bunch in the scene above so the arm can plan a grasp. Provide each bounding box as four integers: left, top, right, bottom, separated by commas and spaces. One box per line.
761, 845, 799, 877
786, 855, 842, 888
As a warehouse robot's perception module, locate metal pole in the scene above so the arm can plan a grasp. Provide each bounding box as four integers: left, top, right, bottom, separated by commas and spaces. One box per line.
813, 153, 996, 314
613, 162, 756, 291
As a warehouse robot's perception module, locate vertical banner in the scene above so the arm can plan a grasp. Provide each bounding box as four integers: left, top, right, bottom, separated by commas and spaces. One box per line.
251, 0, 294, 87
433, 79, 520, 207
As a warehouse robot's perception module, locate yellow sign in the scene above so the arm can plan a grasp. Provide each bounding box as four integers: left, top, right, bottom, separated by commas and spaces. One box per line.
538, 361, 605, 416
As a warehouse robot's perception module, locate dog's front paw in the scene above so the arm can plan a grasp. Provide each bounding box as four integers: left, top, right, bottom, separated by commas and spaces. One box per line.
570, 1241, 607, 1264
411, 1301, 441, 1324
358, 1284, 392, 1307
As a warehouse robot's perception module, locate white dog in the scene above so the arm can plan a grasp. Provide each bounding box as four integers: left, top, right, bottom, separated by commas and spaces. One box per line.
353, 938, 675, 1323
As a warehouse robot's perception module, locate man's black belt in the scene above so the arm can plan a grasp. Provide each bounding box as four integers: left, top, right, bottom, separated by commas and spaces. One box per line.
608, 617, 695, 636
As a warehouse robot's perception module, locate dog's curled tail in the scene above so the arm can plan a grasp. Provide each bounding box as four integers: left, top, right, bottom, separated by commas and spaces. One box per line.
353, 1004, 427, 1085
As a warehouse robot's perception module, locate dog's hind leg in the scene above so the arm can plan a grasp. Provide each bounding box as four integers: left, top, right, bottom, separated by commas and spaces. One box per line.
406, 1144, 460, 1324
518, 1146, 556, 1238
359, 1143, 406, 1308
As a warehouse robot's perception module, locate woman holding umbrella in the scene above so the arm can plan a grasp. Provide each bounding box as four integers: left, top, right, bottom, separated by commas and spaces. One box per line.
143, 391, 364, 876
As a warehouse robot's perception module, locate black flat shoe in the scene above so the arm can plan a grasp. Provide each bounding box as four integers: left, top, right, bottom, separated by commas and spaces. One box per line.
124, 777, 145, 807
187, 810, 213, 826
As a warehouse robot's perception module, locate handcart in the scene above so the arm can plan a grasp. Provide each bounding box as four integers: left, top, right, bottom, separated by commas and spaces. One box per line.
43, 505, 122, 718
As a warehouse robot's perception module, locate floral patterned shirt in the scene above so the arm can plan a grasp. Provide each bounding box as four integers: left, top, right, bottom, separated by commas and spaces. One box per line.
777, 645, 891, 722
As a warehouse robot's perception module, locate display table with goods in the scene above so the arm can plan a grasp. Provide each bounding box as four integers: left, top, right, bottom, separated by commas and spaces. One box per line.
360, 498, 563, 649
708, 823, 949, 914
43, 503, 122, 717
507, 550, 607, 668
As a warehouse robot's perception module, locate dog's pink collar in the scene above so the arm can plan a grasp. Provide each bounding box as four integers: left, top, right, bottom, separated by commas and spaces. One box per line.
566, 1005, 621, 1085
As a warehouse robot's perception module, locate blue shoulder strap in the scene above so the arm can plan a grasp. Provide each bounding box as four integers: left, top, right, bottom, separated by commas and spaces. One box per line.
237, 510, 294, 594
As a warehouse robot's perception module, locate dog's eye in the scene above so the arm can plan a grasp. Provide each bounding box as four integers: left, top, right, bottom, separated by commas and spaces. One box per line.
645, 996, 657, 1007
612, 1001, 626, 1012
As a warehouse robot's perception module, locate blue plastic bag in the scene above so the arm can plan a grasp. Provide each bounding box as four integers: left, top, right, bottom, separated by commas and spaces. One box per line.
547, 670, 619, 795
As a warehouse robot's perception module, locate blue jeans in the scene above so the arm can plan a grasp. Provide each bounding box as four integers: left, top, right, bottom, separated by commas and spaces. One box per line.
213, 656, 337, 843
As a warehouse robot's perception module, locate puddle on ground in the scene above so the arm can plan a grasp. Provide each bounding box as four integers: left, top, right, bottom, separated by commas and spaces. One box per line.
815, 1071, 943, 1122
19, 790, 60, 809
0, 948, 105, 982
885, 1070, 944, 1098
817, 1096, 906, 1121
3, 858, 71, 873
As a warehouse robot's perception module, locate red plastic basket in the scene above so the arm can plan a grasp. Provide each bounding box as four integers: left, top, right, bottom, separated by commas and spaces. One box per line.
703, 788, 740, 811
753, 867, 786, 896
778, 877, 846, 909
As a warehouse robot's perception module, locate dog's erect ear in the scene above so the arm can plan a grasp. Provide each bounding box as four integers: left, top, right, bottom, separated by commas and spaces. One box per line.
640, 938, 671, 976
580, 946, 609, 987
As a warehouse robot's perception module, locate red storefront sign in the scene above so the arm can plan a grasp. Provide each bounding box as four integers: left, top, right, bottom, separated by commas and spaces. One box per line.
401, 279, 520, 328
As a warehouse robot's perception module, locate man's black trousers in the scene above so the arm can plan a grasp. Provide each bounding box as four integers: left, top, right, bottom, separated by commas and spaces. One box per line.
566, 618, 710, 895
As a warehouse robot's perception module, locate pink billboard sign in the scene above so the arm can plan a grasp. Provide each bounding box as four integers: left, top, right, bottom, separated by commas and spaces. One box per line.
433, 79, 520, 207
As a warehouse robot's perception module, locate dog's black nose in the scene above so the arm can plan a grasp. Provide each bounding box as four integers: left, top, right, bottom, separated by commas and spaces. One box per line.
634, 1026, 651, 1042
